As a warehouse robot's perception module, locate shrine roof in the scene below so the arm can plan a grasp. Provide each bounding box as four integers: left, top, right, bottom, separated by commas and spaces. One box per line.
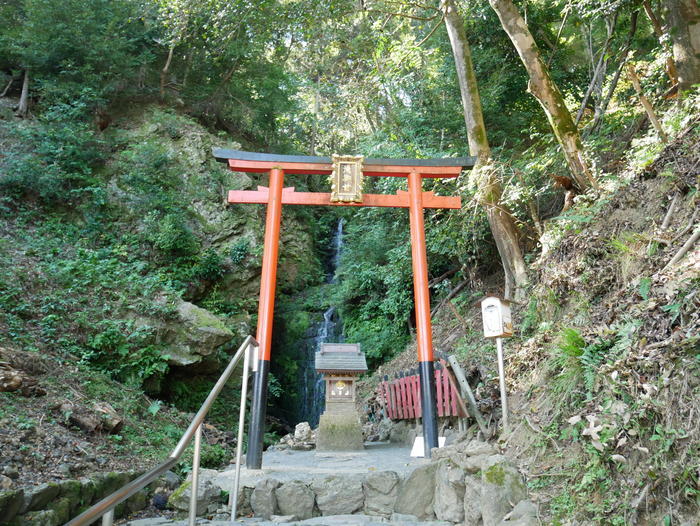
213, 148, 475, 177
315, 343, 368, 373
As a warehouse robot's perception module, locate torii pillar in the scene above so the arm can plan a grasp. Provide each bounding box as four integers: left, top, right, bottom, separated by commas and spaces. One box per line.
215, 149, 474, 468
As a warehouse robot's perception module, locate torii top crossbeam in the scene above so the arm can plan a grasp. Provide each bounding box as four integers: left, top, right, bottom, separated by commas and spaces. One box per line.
214, 148, 475, 176
215, 148, 473, 468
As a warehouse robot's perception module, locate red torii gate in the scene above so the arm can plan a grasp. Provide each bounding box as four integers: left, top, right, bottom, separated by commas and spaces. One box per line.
215, 149, 475, 467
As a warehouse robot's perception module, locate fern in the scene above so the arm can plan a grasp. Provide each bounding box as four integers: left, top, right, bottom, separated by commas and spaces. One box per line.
559, 328, 586, 357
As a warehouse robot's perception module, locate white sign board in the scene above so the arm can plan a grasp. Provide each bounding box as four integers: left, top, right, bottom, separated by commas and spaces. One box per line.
481, 297, 513, 338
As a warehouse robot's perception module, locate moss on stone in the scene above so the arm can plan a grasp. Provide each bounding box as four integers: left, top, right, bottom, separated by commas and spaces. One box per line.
0, 489, 25, 522
48, 497, 71, 523
484, 464, 506, 486
168, 479, 192, 508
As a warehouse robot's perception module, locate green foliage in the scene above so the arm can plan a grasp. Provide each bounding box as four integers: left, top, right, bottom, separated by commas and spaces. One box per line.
147, 213, 201, 257
83, 320, 170, 385
200, 444, 229, 468
229, 239, 250, 266
0, 99, 105, 206
549, 323, 639, 408
3, 0, 152, 107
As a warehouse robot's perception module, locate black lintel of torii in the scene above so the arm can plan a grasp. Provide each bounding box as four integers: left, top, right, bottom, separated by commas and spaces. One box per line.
213, 148, 477, 169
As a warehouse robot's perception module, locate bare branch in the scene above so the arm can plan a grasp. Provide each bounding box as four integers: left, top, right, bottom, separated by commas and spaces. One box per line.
416, 13, 445, 46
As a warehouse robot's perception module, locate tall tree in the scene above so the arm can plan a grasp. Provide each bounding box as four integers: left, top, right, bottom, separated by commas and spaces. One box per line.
665, 0, 700, 91
442, 0, 528, 300
488, 0, 596, 191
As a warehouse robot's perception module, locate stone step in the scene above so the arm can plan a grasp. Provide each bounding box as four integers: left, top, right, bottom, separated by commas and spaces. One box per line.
125, 513, 453, 526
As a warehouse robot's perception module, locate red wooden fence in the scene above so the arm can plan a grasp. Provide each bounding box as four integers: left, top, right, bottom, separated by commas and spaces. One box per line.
379, 366, 466, 419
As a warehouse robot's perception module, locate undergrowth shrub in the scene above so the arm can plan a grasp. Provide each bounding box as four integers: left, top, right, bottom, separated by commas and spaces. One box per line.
0, 97, 105, 207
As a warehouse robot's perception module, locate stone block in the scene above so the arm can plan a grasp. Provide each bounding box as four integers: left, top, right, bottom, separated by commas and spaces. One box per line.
22, 509, 61, 526
276, 480, 314, 520
480, 456, 528, 526
58, 480, 82, 512
48, 497, 71, 524
463, 475, 482, 526
250, 477, 281, 519
0, 489, 24, 523
168, 479, 222, 515
393, 463, 437, 520
126, 490, 149, 513
312, 475, 364, 516
434, 459, 465, 523
21, 483, 60, 513
362, 470, 400, 517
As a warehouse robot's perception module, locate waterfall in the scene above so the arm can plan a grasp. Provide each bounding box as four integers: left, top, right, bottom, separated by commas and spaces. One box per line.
296, 219, 344, 427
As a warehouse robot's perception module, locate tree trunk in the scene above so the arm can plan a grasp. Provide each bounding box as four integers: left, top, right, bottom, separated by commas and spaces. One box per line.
488, 0, 596, 191
627, 63, 668, 142
589, 10, 639, 133
642, 0, 679, 86
16, 70, 29, 117
575, 12, 618, 125
665, 0, 700, 92
442, 0, 528, 300
1, 76, 14, 98
160, 44, 176, 100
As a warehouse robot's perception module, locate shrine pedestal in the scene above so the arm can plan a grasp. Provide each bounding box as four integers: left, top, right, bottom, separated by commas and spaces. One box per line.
316, 402, 364, 451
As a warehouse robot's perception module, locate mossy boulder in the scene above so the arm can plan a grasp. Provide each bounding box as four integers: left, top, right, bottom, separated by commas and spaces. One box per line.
21, 483, 60, 513
22, 509, 60, 526
0, 489, 24, 523
480, 455, 528, 526
47, 497, 71, 524
132, 298, 235, 367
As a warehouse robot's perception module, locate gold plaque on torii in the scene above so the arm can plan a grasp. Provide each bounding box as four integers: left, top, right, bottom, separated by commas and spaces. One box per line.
330, 154, 364, 203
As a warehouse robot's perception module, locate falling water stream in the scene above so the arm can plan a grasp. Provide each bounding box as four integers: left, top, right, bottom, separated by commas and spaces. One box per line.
296, 219, 344, 427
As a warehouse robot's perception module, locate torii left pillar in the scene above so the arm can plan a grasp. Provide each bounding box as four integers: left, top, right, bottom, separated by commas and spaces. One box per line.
215, 149, 472, 469
247, 168, 285, 469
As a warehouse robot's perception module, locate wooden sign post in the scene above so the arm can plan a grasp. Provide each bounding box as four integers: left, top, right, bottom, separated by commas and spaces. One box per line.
216, 149, 474, 467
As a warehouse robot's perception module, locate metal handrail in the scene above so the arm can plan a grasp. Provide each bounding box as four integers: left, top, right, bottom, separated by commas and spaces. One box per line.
65, 335, 259, 526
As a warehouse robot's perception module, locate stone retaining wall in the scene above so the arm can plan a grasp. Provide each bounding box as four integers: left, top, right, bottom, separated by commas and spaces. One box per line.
0, 471, 147, 526
174, 438, 538, 526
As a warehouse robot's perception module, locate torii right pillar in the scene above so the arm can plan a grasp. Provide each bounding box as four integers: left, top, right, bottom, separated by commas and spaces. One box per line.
407, 171, 438, 456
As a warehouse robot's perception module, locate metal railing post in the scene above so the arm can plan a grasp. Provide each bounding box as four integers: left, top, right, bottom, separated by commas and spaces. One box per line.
188, 423, 203, 526
230, 339, 257, 520
64, 335, 258, 526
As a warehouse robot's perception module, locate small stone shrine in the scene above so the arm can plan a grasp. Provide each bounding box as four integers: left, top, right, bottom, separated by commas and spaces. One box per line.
315, 343, 367, 451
